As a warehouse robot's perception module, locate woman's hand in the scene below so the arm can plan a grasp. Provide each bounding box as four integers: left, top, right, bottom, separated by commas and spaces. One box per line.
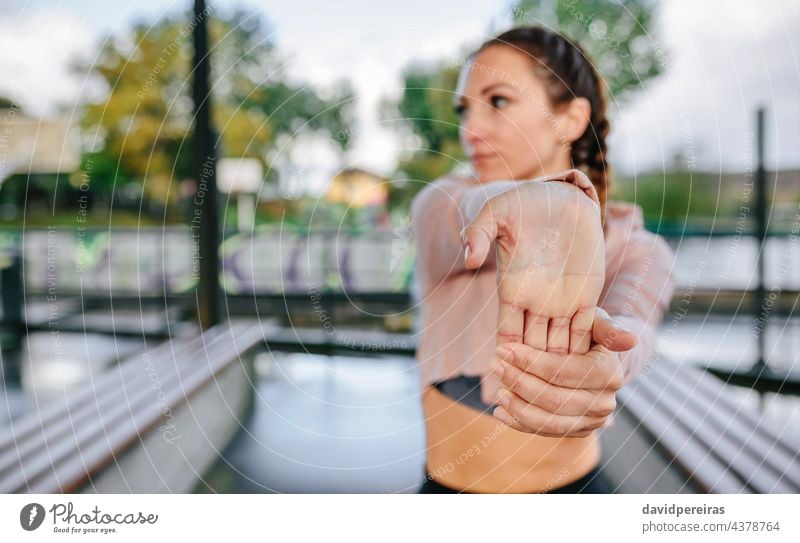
489, 308, 638, 437
460, 169, 605, 355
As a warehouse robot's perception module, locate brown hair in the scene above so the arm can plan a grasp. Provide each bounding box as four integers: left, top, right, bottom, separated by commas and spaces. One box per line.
476, 26, 610, 225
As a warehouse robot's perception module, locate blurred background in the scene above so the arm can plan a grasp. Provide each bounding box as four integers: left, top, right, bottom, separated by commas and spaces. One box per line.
0, 0, 797, 493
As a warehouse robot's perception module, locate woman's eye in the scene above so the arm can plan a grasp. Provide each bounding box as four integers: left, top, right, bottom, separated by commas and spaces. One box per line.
454, 104, 466, 117
490, 95, 509, 109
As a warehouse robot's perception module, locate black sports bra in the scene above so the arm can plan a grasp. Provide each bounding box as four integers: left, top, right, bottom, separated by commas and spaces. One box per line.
432, 375, 498, 414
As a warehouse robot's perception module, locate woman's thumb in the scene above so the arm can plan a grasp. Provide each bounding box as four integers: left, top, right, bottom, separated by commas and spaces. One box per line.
460, 207, 497, 270
592, 308, 638, 352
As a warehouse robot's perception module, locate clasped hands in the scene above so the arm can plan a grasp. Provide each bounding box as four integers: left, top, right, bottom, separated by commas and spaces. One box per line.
461, 170, 637, 437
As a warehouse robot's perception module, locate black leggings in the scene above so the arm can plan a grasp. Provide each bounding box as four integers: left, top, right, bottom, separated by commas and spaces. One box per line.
418, 466, 614, 494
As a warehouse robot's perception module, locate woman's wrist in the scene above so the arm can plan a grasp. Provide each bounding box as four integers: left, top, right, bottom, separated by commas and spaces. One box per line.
533, 169, 600, 207
459, 179, 523, 229
459, 169, 597, 226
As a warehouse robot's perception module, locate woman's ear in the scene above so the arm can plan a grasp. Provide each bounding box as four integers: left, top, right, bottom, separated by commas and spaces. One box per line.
561, 97, 591, 144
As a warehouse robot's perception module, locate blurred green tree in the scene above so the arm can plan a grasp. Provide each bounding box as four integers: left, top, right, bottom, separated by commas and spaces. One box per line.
612, 171, 720, 227
77, 8, 353, 218
384, 63, 466, 212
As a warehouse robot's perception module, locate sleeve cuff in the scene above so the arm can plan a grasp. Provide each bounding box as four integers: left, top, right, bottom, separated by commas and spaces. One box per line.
540, 169, 601, 206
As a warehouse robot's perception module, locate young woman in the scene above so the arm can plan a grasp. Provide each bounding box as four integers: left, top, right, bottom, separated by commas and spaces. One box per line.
411, 26, 675, 493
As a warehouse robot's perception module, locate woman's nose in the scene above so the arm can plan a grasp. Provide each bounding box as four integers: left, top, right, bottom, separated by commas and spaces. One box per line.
460, 109, 490, 149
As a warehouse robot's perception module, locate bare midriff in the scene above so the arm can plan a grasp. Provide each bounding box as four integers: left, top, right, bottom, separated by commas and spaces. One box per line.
422, 386, 602, 493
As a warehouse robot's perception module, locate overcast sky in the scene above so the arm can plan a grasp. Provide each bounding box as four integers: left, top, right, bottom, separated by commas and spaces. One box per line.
1, 0, 797, 194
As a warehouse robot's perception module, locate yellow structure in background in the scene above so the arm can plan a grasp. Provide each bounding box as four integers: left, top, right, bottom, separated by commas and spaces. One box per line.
325, 168, 388, 208
0, 103, 78, 183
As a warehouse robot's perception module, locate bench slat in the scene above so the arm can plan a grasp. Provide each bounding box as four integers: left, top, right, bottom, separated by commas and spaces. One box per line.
617, 383, 753, 493
0, 324, 245, 476
1, 330, 246, 492
633, 365, 795, 493
0, 321, 265, 493
665, 359, 800, 454
0, 325, 233, 456
27, 324, 265, 493
648, 361, 800, 492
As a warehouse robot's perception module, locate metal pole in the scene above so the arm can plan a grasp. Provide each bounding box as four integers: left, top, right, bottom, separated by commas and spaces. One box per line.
192, 0, 220, 329
0, 251, 23, 383
754, 108, 766, 371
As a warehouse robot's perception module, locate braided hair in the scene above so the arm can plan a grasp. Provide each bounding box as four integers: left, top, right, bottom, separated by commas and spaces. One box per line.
476, 26, 611, 226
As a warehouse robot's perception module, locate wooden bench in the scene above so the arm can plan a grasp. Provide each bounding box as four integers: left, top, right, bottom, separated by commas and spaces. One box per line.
600, 357, 800, 493
0, 320, 267, 493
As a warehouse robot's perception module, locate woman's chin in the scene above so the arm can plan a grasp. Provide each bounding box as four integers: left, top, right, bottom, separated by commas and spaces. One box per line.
472, 166, 504, 183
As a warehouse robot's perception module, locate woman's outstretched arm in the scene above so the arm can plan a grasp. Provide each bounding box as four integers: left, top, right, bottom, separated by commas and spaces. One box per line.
410, 170, 600, 296
410, 175, 518, 294
598, 230, 676, 384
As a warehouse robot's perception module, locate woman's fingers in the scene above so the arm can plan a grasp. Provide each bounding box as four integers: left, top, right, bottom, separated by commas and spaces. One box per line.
491, 307, 623, 435
462, 199, 530, 345
496, 296, 525, 343
494, 388, 607, 437
546, 316, 571, 354
522, 306, 601, 355
460, 201, 499, 270
523, 312, 548, 350
492, 356, 615, 417
492, 406, 527, 432
569, 306, 595, 354
496, 341, 624, 392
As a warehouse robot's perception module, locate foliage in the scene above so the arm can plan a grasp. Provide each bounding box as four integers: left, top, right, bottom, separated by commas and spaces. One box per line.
514, 0, 664, 98
387, 0, 663, 211
76, 8, 354, 216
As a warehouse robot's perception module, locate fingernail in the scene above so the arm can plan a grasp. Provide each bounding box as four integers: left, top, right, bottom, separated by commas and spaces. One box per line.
493, 406, 512, 425
609, 317, 632, 332
615, 323, 633, 334
464, 242, 472, 262
491, 359, 505, 379
495, 344, 512, 360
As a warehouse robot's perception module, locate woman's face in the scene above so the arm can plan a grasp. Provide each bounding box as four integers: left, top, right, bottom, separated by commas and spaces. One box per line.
455, 45, 572, 183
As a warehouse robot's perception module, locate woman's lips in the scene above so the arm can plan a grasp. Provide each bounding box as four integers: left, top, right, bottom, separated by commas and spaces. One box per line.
470, 152, 495, 163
